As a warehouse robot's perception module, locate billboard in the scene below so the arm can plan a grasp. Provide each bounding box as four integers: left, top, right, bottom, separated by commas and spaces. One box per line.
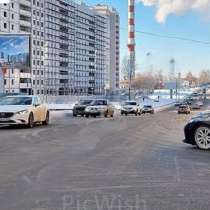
0, 34, 30, 71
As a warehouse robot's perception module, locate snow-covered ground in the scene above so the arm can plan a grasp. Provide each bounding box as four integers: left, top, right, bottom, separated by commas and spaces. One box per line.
47, 88, 195, 111
48, 98, 176, 113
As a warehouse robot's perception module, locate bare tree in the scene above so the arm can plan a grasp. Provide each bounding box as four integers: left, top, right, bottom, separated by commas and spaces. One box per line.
185, 71, 197, 86
198, 70, 210, 84
121, 56, 130, 80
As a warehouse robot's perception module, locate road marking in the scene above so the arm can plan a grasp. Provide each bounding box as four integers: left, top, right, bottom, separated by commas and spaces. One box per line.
22, 175, 33, 185
174, 157, 181, 183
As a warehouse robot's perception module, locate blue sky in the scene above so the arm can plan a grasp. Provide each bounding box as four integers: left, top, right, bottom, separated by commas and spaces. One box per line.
86, 0, 210, 77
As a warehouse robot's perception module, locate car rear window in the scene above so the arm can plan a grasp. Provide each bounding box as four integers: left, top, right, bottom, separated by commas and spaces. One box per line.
79, 100, 92, 105
91, 100, 107, 105
124, 102, 137, 106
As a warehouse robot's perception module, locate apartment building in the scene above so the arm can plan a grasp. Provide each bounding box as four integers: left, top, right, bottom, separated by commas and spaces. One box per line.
93, 5, 120, 94
0, 0, 114, 96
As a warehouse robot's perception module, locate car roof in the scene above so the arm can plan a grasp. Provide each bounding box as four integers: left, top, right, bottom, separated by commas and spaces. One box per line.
6, 95, 34, 98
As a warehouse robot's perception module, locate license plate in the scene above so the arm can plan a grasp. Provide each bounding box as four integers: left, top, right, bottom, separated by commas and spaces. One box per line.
0, 118, 10, 122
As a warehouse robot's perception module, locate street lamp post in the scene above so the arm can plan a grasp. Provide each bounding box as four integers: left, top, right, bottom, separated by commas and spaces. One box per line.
128, 58, 132, 101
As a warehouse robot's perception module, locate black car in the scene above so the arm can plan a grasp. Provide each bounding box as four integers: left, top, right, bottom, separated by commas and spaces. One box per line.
183, 112, 210, 150
73, 100, 93, 117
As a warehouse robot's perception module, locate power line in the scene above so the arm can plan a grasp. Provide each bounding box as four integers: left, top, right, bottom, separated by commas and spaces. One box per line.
120, 27, 210, 45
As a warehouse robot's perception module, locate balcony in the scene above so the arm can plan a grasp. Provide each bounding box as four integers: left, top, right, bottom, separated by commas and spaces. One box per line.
20, 0, 31, 7
20, 19, 31, 28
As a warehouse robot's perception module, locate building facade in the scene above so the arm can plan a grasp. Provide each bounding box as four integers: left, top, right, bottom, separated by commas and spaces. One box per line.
93, 5, 120, 94
0, 0, 111, 96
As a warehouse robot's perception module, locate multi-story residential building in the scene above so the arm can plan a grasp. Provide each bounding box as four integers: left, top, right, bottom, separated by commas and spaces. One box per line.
93, 4, 120, 94
0, 0, 116, 96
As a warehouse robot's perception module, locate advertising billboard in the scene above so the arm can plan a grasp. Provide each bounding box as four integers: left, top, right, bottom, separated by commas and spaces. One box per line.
0, 34, 30, 70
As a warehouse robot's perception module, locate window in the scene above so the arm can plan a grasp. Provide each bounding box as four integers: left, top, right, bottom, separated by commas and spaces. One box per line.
11, 25, 14, 30
4, 23, 7, 29
12, 3, 14, 8
4, 12, 7, 17
11, 14, 14, 19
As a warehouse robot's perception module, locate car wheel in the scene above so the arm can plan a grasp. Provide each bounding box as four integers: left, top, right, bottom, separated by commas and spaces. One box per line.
28, 113, 34, 128
73, 113, 77, 117
43, 111, 50, 125
111, 114, 114, 118
121, 112, 124, 115
195, 126, 210, 150
85, 114, 89, 118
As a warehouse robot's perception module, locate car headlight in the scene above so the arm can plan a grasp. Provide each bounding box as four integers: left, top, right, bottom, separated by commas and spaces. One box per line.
85, 107, 91, 111
16, 110, 28, 115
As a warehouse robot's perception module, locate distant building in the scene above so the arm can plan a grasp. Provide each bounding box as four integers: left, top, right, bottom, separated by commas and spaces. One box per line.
93, 5, 120, 94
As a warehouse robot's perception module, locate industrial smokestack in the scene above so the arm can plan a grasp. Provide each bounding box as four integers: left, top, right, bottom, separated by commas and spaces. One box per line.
128, 0, 135, 79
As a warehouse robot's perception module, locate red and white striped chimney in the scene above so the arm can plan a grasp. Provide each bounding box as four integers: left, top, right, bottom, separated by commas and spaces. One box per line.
128, 0, 135, 78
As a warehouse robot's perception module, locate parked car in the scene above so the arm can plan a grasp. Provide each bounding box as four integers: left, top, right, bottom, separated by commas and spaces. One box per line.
121, 101, 142, 116
73, 100, 93, 117
178, 104, 191, 114
84, 99, 114, 118
191, 102, 201, 110
183, 99, 192, 105
183, 112, 210, 150
142, 105, 154, 114
0, 95, 49, 128
174, 101, 183, 107
197, 101, 204, 107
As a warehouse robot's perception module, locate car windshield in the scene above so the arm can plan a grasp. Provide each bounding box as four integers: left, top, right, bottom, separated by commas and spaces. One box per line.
79, 100, 92, 105
144, 105, 152, 108
0, 97, 32, 105
124, 102, 137, 106
91, 100, 107, 105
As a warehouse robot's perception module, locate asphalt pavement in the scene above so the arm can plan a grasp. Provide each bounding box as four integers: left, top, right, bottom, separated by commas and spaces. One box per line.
0, 101, 210, 210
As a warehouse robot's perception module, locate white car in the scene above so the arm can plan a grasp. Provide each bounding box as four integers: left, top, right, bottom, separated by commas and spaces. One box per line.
84, 99, 114, 118
121, 101, 142, 116
0, 95, 49, 128
197, 101, 204, 107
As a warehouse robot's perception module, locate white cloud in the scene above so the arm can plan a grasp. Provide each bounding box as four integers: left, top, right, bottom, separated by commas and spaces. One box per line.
138, 0, 210, 23
0, 0, 10, 3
